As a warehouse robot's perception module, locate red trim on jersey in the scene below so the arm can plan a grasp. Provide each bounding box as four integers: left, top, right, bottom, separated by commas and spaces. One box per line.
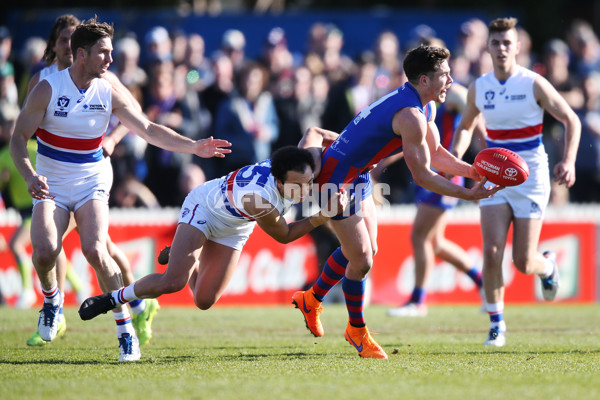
486, 124, 543, 141
316, 156, 339, 185
36, 128, 105, 151
441, 113, 454, 150
364, 137, 403, 169
226, 169, 256, 221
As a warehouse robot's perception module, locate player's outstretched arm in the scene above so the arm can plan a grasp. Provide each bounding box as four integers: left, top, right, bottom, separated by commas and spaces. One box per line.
398, 107, 498, 201
247, 190, 348, 244
111, 89, 231, 158
534, 75, 581, 188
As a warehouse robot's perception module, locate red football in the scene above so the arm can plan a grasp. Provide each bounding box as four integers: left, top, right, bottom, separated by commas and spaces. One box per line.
473, 147, 529, 186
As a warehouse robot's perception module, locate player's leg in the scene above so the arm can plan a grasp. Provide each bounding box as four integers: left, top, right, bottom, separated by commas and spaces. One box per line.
389, 203, 440, 317
30, 201, 70, 342
106, 235, 160, 345
512, 218, 559, 300
11, 218, 36, 309
331, 215, 386, 359
480, 204, 512, 347
75, 199, 139, 361
190, 240, 240, 310
80, 223, 207, 317
431, 210, 483, 296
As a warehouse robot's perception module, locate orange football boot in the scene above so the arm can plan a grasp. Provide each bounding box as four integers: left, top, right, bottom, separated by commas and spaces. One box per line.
291, 288, 324, 337
344, 323, 388, 359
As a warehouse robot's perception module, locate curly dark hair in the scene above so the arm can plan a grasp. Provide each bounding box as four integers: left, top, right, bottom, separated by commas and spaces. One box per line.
270, 146, 315, 183
403, 45, 450, 85
42, 14, 80, 65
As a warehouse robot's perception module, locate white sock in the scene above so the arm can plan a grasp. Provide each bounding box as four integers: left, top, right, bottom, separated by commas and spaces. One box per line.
113, 310, 135, 337
129, 299, 146, 315
540, 257, 554, 278
41, 284, 61, 306
112, 284, 139, 305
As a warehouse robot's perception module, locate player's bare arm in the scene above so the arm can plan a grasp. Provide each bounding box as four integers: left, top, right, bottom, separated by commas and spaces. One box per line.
451, 83, 481, 159
396, 107, 500, 201
102, 70, 144, 156
245, 190, 348, 244
111, 89, 231, 158
298, 126, 340, 176
534, 75, 581, 187
426, 107, 481, 181
9, 81, 52, 200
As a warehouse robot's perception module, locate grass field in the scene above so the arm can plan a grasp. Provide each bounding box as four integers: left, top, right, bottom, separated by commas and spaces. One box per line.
1, 303, 600, 400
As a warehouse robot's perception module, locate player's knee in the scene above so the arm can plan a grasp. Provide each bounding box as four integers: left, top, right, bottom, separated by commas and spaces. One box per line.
160, 275, 188, 294
194, 294, 217, 310
80, 243, 105, 268
32, 245, 61, 268
512, 255, 536, 275
482, 243, 503, 264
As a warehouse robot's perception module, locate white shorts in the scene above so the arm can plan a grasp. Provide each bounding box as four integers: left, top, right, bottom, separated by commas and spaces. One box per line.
479, 150, 550, 219
33, 157, 113, 212
178, 182, 256, 251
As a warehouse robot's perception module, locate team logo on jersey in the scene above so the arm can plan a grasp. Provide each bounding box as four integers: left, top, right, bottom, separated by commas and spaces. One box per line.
484, 90, 495, 110
54, 95, 71, 117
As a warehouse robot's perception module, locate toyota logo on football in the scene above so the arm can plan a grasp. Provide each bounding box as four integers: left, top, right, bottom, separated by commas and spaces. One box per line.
504, 167, 518, 177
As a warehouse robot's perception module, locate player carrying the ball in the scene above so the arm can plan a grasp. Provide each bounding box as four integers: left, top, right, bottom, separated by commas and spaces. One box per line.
452, 17, 581, 347
292, 45, 503, 359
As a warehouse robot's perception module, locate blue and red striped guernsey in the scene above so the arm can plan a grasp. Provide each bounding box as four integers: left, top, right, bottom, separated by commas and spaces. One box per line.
36, 128, 105, 164
316, 82, 427, 190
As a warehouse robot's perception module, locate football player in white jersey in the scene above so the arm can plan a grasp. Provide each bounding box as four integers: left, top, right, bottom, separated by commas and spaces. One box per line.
24, 14, 160, 348
10, 17, 232, 361
452, 17, 581, 347
77, 146, 348, 325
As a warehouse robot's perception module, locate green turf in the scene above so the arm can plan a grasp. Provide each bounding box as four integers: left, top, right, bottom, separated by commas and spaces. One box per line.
1, 304, 599, 400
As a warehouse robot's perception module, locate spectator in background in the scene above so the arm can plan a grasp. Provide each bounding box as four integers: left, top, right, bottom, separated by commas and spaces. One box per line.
112, 36, 148, 90
0, 63, 19, 147
144, 26, 172, 67
541, 38, 585, 205
516, 27, 533, 69
201, 53, 235, 140
170, 29, 188, 67
213, 62, 279, 177
566, 20, 600, 77
373, 30, 405, 97
261, 27, 295, 95
185, 33, 215, 93
272, 65, 322, 151
322, 24, 354, 86
16, 36, 46, 105
453, 18, 488, 80
571, 72, 600, 203
322, 51, 377, 134
0, 27, 18, 120
220, 29, 246, 75
143, 60, 194, 206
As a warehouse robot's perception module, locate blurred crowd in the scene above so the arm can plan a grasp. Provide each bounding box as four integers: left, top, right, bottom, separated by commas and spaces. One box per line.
0, 16, 599, 210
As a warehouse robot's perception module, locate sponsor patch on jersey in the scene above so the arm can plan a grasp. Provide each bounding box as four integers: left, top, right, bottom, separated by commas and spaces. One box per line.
82, 104, 108, 112
510, 94, 527, 101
